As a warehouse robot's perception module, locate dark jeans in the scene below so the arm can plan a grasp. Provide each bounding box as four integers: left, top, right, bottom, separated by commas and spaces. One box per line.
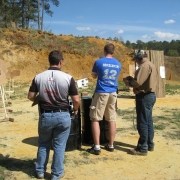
136, 92, 156, 152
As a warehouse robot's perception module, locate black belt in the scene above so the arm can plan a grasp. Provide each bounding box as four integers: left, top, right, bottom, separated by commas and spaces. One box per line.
40, 109, 69, 114
136, 92, 154, 97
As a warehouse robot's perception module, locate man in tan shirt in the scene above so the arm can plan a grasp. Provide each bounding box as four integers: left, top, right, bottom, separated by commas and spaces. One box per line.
124, 49, 157, 156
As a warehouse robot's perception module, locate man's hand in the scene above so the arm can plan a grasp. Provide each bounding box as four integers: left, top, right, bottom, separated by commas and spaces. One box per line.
124, 79, 130, 86
123, 77, 131, 87
126, 76, 134, 81
73, 109, 78, 116
133, 88, 139, 94
31, 94, 39, 106
28, 92, 38, 102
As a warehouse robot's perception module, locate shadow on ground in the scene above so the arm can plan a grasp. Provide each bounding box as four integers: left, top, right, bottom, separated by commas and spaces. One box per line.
0, 154, 52, 179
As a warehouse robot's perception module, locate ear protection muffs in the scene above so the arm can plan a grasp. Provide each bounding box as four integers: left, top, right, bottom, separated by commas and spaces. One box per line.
136, 49, 143, 60
135, 49, 147, 60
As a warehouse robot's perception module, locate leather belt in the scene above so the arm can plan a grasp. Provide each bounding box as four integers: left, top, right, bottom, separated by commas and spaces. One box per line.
136, 92, 154, 96
40, 109, 69, 114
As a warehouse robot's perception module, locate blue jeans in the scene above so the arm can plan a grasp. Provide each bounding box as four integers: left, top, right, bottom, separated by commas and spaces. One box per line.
136, 93, 156, 152
35, 111, 71, 179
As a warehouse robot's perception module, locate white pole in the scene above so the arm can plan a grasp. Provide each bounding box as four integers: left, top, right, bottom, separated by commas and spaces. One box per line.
0, 85, 8, 118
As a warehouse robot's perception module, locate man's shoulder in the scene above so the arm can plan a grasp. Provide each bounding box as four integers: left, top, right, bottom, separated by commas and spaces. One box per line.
97, 57, 120, 63
95, 57, 105, 62
35, 70, 73, 79
61, 71, 73, 78
145, 60, 156, 67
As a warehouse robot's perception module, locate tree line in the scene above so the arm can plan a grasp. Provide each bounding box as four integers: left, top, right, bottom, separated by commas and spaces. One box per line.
0, 0, 59, 30
123, 39, 180, 57
0, 1, 179, 57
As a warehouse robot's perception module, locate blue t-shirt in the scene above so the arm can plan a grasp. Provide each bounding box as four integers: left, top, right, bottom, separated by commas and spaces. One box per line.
92, 57, 122, 93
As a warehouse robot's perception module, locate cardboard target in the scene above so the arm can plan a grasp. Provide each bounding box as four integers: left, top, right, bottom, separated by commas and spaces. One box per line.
12, 70, 20, 77
6, 71, 12, 79
82, 72, 89, 79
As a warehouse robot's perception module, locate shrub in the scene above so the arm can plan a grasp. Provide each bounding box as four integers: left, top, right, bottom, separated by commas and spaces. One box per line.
167, 50, 179, 57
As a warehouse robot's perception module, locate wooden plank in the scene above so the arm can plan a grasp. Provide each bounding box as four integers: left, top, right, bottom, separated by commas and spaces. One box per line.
0, 117, 14, 123
149, 50, 165, 98
0, 109, 13, 113
129, 64, 135, 77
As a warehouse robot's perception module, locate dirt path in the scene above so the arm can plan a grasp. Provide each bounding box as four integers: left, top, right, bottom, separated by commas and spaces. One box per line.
0, 96, 180, 180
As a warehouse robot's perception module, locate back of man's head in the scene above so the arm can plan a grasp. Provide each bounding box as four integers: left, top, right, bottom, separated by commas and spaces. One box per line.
49, 50, 64, 65
104, 43, 115, 55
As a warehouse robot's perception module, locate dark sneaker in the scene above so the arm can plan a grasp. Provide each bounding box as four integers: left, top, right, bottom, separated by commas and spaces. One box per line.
128, 148, 147, 156
148, 147, 154, 151
105, 144, 114, 152
51, 172, 64, 180
87, 146, 101, 155
36, 173, 44, 179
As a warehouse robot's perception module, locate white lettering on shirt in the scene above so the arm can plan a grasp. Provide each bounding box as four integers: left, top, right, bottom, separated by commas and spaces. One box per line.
103, 64, 119, 68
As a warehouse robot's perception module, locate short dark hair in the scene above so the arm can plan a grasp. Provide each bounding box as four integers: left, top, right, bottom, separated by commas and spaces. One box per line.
48, 50, 64, 65
104, 43, 115, 54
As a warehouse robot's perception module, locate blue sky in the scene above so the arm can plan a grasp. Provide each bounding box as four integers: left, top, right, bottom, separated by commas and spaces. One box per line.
43, 0, 180, 43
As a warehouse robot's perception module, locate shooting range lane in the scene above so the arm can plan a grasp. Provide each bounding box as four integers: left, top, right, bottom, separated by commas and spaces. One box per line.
0, 95, 180, 180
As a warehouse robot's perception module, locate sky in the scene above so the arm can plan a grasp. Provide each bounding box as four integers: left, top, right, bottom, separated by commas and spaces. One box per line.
43, 0, 180, 43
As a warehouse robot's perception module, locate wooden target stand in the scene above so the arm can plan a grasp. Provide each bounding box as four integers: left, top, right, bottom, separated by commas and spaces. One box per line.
5, 70, 21, 98
0, 60, 20, 122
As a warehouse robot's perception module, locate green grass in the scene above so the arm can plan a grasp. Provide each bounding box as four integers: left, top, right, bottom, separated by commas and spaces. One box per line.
119, 106, 180, 139
116, 127, 134, 132
165, 84, 180, 95
0, 166, 8, 180
154, 108, 180, 139
0, 144, 7, 148
154, 115, 170, 121
117, 108, 134, 116
81, 151, 90, 157
154, 124, 166, 130
77, 83, 95, 96
0, 30, 105, 57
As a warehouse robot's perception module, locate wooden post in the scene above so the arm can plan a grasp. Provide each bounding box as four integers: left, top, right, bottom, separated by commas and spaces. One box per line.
0, 85, 8, 119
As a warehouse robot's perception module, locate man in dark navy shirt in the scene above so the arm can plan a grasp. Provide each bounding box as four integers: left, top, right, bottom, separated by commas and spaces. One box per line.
28, 50, 80, 180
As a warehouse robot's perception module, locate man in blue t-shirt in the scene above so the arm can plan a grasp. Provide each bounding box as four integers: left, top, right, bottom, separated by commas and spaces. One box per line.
87, 43, 122, 155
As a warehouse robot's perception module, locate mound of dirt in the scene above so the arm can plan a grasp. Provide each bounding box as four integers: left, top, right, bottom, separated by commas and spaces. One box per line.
164, 56, 180, 81
0, 31, 134, 83
0, 30, 180, 83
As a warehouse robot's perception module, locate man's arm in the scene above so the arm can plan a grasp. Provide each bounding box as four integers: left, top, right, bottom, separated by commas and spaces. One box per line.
70, 95, 80, 115
28, 78, 38, 103
123, 76, 139, 88
136, 67, 151, 86
92, 72, 98, 79
28, 91, 38, 102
